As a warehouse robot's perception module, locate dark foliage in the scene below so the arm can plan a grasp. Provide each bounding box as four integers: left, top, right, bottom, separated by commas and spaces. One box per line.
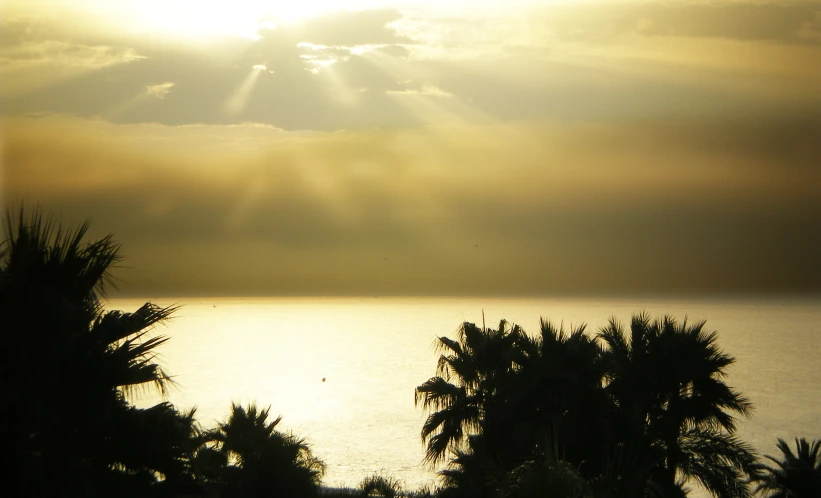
416, 314, 759, 497
1, 210, 191, 497
202, 402, 325, 498
751, 438, 821, 498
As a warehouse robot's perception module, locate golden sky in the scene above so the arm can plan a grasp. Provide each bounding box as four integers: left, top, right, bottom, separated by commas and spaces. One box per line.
2, 0, 820, 296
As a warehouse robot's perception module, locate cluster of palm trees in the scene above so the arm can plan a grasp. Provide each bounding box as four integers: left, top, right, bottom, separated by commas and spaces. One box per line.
415, 318, 819, 498
2, 210, 818, 497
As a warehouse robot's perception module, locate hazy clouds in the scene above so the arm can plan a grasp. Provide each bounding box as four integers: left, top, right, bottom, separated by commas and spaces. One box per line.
1, 1, 820, 296
4, 114, 819, 296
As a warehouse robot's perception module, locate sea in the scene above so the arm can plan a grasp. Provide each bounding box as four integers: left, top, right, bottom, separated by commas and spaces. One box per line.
116, 296, 821, 496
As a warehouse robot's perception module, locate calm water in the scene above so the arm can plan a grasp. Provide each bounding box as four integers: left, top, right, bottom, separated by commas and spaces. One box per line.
117, 296, 821, 494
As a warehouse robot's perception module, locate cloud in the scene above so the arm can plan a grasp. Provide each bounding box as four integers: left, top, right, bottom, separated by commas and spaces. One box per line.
0, 40, 144, 69
390, 1, 821, 64
0, 19, 146, 69
386, 84, 452, 97
1, 2, 821, 131
0, 18, 145, 98
3, 114, 819, 296
0, 1, 817, 297
145, 82, 175, 99
533, 1, 821, 45
391, 12, 544, 60
633, 2, 821, 43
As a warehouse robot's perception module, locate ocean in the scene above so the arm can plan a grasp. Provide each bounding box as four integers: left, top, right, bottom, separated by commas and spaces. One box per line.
116, 296, 821, 495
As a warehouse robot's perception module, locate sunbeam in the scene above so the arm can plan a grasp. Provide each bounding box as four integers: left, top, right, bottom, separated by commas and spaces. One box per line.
314, 63, 363, 108
386, 85, 490, 129
224, 65, 270, 116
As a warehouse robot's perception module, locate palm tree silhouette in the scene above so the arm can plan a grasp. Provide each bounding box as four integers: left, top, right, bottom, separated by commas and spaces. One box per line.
204, 402, 325, 498
419, 319, 609, 497
414, 320, 523, 466
506, 319, 610, 468
751, 438, 821, 497
598, 313, 757, 497
102, 401, 202, 494
419, 313, 760, 497
1, 210, 188, 495
359, 474, 405, 497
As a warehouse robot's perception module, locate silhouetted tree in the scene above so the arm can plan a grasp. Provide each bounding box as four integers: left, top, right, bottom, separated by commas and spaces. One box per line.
418, 313, 758, 498
599, 313, 758, 497
415, 320, 522, 465
360, 474, 405, 497
103, 401, 203, 496
506, 320, 611, 469
0, 210, 192, 496
751, 438, 821, 498
204, 402, 325, 498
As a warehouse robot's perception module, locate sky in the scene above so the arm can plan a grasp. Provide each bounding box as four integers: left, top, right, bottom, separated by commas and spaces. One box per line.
1, 0, 820, 297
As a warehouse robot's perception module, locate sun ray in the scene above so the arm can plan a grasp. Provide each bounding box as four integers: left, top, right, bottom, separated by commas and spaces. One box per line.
313, 63, 363, 108
359, 47, 422, 86
386, 86, 490, 129
224, 65, 270, 115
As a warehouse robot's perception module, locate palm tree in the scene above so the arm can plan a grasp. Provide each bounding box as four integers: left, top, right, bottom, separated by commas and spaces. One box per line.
419, 319, 612, 496
360, 474, 405, 497
506, 319, 611, 469
752, 438, 821, 497
598, 313, 758, 497
205, 402, 325, 498
415, 319, 523, 465
1, 210, 187, 495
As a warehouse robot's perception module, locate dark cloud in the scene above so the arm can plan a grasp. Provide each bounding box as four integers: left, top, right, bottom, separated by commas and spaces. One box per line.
539, 1, 821, 45
633, 2, 821, 43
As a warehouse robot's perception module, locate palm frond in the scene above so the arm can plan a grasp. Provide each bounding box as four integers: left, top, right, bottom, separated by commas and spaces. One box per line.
93, 303, 180, 344
415, 377, 465, 411
677, 428, 758, 497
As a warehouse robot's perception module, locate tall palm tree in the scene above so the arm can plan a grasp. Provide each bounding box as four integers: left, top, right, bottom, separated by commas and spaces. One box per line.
415, 319, 523, 465
752, 438, 821, 498
598, 313, 757, 497
205, 402, 325, 498
1, 210, 186, 495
